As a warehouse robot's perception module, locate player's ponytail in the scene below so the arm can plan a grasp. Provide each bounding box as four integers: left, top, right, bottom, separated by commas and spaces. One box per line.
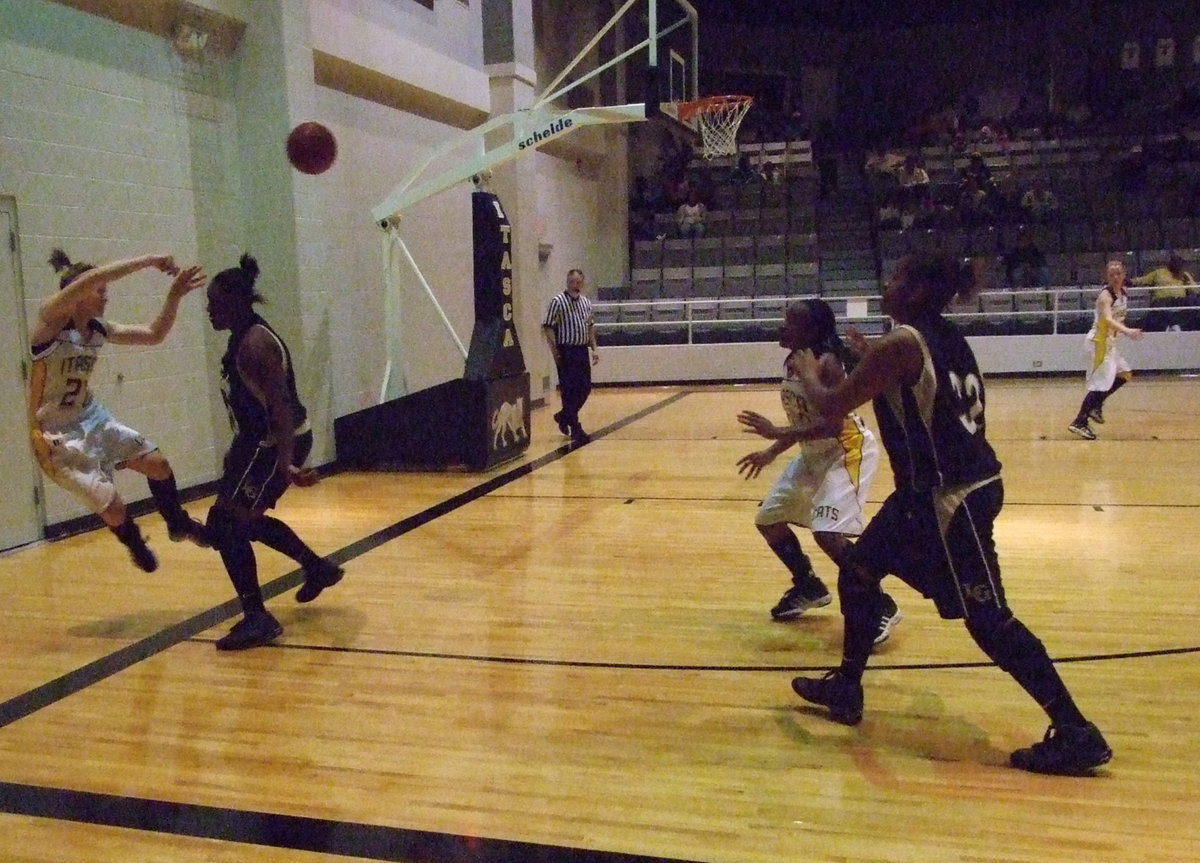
48, 247, 95, 290
804, 298, 856, 370
211, 252, 266, 306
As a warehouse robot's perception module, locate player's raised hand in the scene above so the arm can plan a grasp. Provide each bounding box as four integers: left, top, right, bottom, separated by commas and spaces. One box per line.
738, 409, 775, 439
169, 265, 207, 298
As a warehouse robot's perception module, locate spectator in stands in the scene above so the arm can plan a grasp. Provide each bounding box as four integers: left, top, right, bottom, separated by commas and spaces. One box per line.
731, 154, 757, 186
1019, 176, 1059, 223
675, 188, 707, 239
896, 153, 931, 206
1132, 251, 1197, 332
961, 151, 994, 192
958, 175, 992, 225
876, 192, 902, 230
1004, 228, 1050, 288
661, 169, 690, 212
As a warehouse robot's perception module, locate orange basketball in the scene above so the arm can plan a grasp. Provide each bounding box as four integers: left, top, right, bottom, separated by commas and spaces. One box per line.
286, 122, 337, 175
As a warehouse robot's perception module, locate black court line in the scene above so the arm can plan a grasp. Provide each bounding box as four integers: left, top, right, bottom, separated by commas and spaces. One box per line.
0, 392, 702, 863
0, 391, 688, 733
0, 781, 703, 863
187, 637, 1200, 672
3, 385, 1196, 863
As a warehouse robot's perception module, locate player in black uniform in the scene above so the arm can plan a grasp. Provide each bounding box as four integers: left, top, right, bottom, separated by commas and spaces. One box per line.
789, 252, 1112, 776
205, 254, 343, 650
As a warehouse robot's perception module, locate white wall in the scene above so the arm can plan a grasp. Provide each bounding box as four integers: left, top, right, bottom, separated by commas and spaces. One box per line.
3, 0, 631, 527
1, 1, 221, 525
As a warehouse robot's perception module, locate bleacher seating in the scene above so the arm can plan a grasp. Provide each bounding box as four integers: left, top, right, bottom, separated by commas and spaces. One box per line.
616, 128, 1200, 346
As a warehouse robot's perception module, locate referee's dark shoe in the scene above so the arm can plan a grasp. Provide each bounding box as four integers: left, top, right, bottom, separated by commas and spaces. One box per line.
1010, 722, 1112, 775
552, 411, 570, 436
791, 670, 864, 726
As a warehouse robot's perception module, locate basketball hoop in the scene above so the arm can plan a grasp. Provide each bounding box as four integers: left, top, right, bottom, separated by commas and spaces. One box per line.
676, 95, 753, 159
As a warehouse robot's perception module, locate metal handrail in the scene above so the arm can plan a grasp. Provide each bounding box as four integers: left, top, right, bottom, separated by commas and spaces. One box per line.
593, 285, 1193, 343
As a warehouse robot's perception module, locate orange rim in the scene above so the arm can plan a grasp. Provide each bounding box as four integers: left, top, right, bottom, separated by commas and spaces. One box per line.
675, 94, 753, 124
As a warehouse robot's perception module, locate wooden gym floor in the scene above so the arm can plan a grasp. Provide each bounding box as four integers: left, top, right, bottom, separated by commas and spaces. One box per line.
1, 375, 1198, 863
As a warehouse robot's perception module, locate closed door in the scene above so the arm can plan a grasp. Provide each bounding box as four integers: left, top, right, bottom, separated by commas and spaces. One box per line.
0, 199, 44, 550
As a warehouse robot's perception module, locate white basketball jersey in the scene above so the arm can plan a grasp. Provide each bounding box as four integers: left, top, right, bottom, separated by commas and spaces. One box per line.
781, 349, 869, 456
1087, 288, 1127, 344
29, 319, 107, 428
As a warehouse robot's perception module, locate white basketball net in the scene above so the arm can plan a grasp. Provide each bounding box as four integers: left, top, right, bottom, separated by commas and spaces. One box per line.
682, 96, 753, 159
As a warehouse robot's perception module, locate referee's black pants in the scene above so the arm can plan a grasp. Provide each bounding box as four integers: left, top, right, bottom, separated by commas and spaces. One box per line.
556, 345, 592, 432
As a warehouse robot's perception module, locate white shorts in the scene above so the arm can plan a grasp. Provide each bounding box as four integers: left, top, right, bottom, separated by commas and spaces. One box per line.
31, 399, 158, 513
755, 435, 879, 534
1084, 336, 1131, 392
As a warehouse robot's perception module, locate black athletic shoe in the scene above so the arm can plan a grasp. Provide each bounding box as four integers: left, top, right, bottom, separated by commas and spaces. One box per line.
771, 580, 832, 620
168, 516, 211, 548
120, 527, 159, 573
553, 411, 570, 435
296, 560, 345, 603
215, 611, 282, 651
571, 427, 591, 444
873, 593, 902, 646
1010, 722, 1112, 775
791, 670, 864, 726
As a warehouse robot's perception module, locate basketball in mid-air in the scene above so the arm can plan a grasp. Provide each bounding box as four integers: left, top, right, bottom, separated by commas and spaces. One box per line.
286, 122, 337, 175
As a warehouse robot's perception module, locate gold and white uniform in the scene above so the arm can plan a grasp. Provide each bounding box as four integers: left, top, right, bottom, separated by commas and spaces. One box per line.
1084, 287, 1132, 392
755, 350, 880, 533
28, 319, 157, 512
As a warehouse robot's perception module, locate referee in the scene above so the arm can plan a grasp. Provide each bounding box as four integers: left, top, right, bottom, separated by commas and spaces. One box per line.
542, 268, 599, 443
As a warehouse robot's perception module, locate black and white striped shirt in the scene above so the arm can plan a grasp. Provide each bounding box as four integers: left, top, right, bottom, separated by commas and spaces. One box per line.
542, 292, 594, 346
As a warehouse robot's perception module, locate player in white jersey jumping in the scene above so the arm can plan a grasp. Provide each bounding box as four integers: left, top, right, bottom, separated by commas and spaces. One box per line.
1067, 259, 1143, 440
738, 299, 900, 644
29, 249, 208, 572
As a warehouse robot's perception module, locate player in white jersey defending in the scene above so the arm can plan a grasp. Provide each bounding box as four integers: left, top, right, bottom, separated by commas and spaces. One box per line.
29, 249, 208, 572
1067, 259, 1144, 440
737, 299, 900, 645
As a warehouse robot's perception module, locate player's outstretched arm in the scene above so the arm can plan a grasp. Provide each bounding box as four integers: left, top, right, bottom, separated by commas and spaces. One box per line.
106, 265, 206, 346
34, 253, 177, 343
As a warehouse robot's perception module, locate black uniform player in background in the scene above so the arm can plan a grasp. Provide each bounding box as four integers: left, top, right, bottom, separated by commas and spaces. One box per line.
789, 252, 1112, 776
205, 254, 343, 651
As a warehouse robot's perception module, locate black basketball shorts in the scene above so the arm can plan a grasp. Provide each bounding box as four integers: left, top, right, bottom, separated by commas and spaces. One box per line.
219, 430, 313, 512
